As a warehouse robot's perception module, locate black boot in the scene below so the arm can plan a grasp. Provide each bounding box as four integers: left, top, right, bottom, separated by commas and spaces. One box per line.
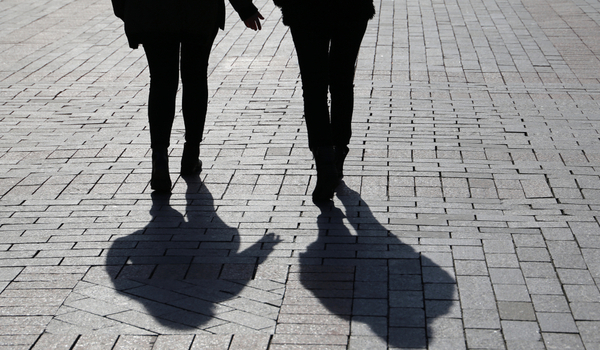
334, 145, 349, 180
180, 143, 202, 176
312, 146, 339, 203
151, 148, 171, 192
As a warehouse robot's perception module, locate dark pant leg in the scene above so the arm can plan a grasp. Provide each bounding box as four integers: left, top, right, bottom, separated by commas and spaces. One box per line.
290, 26, 333, 150
143, 37, 180, 149
329, 20, 369, 148
180, 28, 219, 146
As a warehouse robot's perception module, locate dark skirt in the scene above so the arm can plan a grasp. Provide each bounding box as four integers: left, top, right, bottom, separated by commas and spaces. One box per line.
121, 0, 223, 49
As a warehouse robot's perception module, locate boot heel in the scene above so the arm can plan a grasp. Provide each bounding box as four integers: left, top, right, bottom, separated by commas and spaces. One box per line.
312, 146, 339, 203
180, 143, 202, 176
151, 149, 171, 192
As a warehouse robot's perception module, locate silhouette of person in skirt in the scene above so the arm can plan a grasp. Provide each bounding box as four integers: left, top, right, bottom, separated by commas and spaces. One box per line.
111, 0, 264, 192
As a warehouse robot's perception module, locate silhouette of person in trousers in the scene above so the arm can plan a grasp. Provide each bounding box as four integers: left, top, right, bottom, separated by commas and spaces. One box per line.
273, 0, 376, 203
111, 0, 264, 192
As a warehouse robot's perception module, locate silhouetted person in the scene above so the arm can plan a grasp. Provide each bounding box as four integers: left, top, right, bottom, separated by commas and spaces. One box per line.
105, 177, 280, 329
273, 0, 375, 203
111, 0, 264, 192
300, 183, 456, 347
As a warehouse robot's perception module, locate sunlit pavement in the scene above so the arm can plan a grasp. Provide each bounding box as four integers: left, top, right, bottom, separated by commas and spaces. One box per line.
1, 0, 600, 348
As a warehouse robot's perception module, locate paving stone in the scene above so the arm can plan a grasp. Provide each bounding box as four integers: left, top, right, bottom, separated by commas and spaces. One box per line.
427, 337, 468, 350
30, 334, 78, 350
494, 284, 532, 302
563, 284, 600, 303
229, 334, 272, 350
570, 302, 600, 321
462, 308, 501, 329
71, 334, 119, 350
388, 327, 427, 349
502, 320, 545, 349
531, 294, 571, 314
190, 335, 232, 350
489, 268, 526, 285
557, 269, 596, 285
543, 333, 586, 350
348, 335, 387, 350
537, 312, 579, 333
112, 335, 156, 350
498, 301, 537, 321
525, 277, 564, 295
465, 329, 505, 349
456, 276, 496, 310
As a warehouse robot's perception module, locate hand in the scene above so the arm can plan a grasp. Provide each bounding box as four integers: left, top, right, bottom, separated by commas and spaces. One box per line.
244, 11, 264, 31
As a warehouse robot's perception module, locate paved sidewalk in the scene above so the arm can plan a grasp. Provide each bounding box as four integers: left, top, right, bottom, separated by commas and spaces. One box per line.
1, 0, 600, 348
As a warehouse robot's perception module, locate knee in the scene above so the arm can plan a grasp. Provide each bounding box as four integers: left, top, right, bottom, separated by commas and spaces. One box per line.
329, 80, 354, 97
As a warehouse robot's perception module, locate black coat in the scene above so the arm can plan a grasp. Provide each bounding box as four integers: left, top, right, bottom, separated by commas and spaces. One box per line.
273, 0, 375, 27
112, 0, 258, 48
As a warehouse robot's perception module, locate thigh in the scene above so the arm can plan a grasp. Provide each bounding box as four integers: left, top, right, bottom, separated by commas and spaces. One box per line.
329, 20, 368, 85
180, 29, 218, 83
143, 36, 180, 86
290, 26, 331, 89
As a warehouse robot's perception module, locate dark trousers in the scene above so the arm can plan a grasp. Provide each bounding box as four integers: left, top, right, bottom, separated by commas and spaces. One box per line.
290, 20, 368, 150
142, 30, 218, 150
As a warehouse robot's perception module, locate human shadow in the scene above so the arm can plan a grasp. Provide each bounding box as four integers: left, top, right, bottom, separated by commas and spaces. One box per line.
300, 182, 456, 348
105, 176, 281, 330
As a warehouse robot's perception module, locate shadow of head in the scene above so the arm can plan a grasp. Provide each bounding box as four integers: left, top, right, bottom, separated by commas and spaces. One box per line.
105, 177, 281, 330
300, 182, 456, 348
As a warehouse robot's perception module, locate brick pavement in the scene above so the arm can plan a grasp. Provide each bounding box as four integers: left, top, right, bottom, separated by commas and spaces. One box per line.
1, 0, 600, 348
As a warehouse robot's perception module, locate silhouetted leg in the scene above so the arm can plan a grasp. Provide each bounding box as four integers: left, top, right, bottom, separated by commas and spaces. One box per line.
329, 20, 368, 178
143, 36, 180, 191
143, 37, 180, 150
179, 29, 218, 175
329, 20, 368, 148
290, 26, 332, 150
180, 29, 218, 146
291, 26, 339, 202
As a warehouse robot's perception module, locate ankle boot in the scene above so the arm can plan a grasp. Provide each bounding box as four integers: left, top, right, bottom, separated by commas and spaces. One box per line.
334, 145, 349, 180
180, 143, 202, 176
151, 148, 171, 192
312, 146, 339, 203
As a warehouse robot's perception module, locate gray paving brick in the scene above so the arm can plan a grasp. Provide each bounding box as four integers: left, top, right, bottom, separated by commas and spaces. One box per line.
427, 337, 468, 350
30, 334, 78, 350
483, 240, 516, 254
463, 309, 501, 329
486, 253, 521, 268
557, 269, 596, 285
465, 329, 505, 349
348, 335, 387, 350
516, 247, 552, 262
457, 276, 497, 310
502, 321, 543, 346
542, 333, 585, 350
498, 301, 536, 321
537, 312, 579, 333
576, 321, 600, 349
229, 334, 271, 350
71, 334, 119, 350
531, 295, 571, 314
112, 335, 156, 350
563, 284, 600, 303
520, 262, 558, 278
489, 268, 526, 285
